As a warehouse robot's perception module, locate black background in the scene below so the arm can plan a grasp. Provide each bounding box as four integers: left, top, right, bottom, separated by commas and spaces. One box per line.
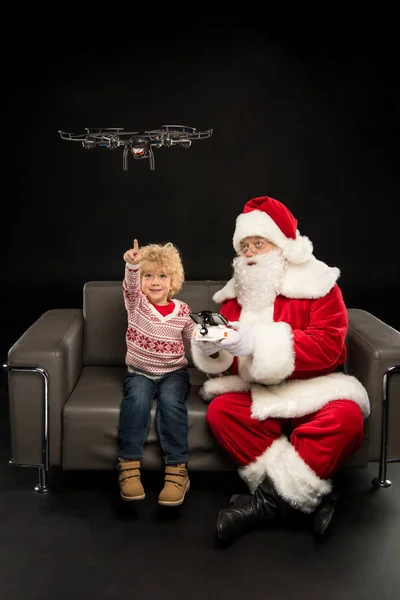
3, 13, 399, 362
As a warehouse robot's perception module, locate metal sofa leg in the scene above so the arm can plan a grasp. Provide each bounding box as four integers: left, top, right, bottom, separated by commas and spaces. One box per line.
3, 364, 50, 493
372, 365, 400, 488
8, 460, 49, 493
35, 466, 50, 493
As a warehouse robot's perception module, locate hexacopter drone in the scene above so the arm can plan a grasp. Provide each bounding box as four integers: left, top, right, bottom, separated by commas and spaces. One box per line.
58, 125, 213, 171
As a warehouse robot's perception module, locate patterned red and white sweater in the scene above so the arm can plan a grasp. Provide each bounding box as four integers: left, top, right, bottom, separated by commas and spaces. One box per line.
123, 264, 195, 375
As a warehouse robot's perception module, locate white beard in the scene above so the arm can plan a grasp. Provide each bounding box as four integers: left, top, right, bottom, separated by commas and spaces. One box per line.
233, 250, 286, 311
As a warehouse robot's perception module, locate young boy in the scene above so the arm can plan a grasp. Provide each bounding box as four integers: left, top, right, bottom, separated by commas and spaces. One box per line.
117, 239, 195, 506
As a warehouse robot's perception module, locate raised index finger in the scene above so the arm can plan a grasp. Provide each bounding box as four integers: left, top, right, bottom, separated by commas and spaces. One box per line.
133, 239, 139, 251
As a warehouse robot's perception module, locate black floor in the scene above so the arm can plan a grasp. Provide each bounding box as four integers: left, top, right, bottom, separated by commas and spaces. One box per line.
1, 384, 399, 600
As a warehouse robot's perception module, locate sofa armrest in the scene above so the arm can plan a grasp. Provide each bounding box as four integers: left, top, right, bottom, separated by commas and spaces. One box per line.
6, 309, 83, 467
345, 309, 400, 461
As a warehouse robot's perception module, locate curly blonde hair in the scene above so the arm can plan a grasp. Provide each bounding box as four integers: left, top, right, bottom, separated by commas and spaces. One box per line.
140, 242, 185, 298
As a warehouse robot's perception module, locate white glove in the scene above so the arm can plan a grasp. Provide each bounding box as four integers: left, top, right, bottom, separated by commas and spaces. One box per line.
191, 327, 220, 356
216, 321, 254, 357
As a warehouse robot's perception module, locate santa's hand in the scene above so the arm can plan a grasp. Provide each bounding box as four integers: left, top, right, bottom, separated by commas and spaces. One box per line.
191, 328, 220, 356
217, 321, 254, 356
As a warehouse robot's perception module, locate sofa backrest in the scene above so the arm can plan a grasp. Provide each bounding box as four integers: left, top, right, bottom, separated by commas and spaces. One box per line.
83, 280, 227, 366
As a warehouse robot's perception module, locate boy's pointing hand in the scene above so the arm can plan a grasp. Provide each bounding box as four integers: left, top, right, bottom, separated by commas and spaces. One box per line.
124, 238, 142, 265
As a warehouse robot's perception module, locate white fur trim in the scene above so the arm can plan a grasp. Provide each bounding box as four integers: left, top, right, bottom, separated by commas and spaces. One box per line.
191, 346, 233, 375
279, 256, 340, 299
250, 372, 370, 421
248, 321, 294, 384
233, 213, 312, 265
239, 436, 332, 512
212, 278, 236, 304
233, 211, 288, 253
199, 375, 251, 402
240, 305, 274, 325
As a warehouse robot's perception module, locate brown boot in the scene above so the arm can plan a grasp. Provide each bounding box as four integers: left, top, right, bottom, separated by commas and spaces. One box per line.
158, 464, 190, 507
117, 458, 145, 501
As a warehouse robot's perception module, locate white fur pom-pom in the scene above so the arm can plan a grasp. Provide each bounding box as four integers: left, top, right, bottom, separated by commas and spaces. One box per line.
282, 233, 313, 264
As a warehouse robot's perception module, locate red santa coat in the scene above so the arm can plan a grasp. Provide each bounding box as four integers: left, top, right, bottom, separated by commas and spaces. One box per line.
192, 256, 370, 421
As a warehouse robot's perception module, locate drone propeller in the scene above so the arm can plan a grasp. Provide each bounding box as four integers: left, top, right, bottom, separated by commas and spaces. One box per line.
161, 125, 197, 132
85, 127, 125, 132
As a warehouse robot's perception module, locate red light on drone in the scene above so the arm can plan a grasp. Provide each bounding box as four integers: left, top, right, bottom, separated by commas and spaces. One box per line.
131, 147, 146, 157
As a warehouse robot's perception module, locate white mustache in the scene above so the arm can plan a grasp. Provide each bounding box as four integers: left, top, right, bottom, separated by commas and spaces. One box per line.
233, 250, 283, 269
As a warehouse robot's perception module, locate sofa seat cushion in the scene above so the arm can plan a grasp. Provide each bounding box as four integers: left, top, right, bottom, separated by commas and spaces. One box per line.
62, 366, 235, 471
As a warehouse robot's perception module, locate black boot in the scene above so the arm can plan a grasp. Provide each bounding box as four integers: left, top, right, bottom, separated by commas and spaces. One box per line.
312, 491, 338, 543
217, 477, 291, 545
229, 493, 252, 508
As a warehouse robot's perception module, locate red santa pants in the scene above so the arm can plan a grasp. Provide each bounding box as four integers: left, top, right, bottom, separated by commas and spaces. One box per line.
206, 392, 364, 480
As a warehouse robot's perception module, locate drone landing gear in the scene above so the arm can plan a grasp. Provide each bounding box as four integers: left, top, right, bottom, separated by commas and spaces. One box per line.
123, 146, 129, 171
123, 146, 155, 171
148, 147, 155, 171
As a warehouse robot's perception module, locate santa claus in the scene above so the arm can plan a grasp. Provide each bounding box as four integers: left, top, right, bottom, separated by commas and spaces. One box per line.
191, 196, 370, 545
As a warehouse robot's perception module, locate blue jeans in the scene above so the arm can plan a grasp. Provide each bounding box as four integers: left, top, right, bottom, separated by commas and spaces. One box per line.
117, 368, 190, 465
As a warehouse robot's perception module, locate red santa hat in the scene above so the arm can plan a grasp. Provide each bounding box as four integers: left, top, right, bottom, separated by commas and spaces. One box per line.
233, 196, 313, 264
